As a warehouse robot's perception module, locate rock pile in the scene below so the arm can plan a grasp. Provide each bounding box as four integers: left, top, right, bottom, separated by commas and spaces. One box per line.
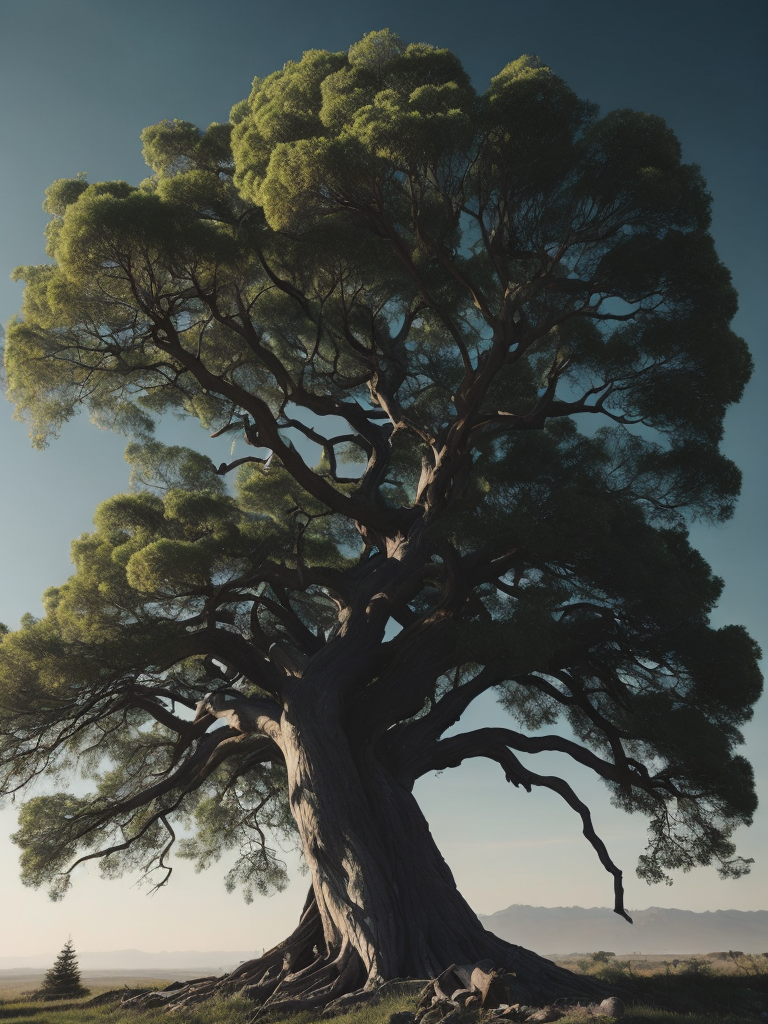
412, 962, 623, 1022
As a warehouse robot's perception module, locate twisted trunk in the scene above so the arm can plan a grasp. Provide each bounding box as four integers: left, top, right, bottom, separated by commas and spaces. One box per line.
283, 690, 500, 982
185, 687, 599, 1014
130, 549, 604, 1012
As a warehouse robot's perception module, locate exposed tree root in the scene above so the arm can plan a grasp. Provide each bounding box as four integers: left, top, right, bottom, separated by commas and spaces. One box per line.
122, 891, 605, 1015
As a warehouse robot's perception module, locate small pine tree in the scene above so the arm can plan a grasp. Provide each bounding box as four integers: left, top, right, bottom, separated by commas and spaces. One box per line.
38, 938, 89, 1000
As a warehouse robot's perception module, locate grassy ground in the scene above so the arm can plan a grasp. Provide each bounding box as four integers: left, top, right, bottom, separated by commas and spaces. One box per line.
0, 975, 182, 1004
555, 953, 768, 1023
0, 956, 765, 1024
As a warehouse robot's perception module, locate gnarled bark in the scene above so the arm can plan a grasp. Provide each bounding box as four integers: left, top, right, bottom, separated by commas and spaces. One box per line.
127, 684, 606, 1013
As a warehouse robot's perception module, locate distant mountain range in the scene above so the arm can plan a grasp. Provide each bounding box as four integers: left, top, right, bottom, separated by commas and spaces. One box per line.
2, 906, 767, 970
478, 905, 768, 954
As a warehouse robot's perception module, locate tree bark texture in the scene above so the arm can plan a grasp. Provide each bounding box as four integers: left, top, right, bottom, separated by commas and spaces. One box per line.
144, 543, 601, 1013
140, 672, 604, 1013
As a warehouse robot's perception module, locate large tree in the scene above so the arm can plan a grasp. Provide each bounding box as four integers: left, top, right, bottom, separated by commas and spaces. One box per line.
1, 30, 762, 1011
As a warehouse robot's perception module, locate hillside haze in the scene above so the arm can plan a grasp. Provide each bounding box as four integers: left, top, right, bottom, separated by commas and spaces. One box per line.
479, 906, 768, 954
2, 907, 766, 971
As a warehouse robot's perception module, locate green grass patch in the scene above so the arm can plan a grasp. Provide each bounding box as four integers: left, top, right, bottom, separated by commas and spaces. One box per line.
0, 988, 417, 1024
0, 971, 765, 1024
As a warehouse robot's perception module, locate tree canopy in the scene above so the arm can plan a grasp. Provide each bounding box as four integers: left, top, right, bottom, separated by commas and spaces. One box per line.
0, 29, 762, 1009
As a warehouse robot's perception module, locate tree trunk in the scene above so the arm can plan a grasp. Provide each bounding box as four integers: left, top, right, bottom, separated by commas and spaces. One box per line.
128, 628, 606, 1013
282, 691, 497, 983
210, 687, 603, 1012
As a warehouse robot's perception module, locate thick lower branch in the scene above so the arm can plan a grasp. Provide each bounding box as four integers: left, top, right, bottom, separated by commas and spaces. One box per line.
426, 730, 633, 921
422, 726, 643, 791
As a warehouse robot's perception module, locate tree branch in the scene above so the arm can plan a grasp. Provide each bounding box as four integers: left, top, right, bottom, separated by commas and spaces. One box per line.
424, 729, 633, 921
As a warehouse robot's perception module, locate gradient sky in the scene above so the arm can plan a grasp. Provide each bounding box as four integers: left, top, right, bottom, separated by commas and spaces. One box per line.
0, 0, 766, 959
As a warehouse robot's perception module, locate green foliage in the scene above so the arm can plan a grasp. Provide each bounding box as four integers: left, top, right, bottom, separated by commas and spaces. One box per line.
0, 30, 761, 917
37, 938, 89, 999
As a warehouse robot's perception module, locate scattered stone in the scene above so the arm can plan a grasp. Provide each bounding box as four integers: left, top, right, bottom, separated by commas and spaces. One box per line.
416, 962, 611, 1024
598, 996, 625, 1018
470, 965, 511, 1007
486, 1006, 532, 1023
525, 1008, 564, 1023
450, 987, 475, 1005
497, 1009, 519, 1020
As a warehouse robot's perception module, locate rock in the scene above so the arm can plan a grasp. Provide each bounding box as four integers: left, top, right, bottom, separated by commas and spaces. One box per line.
486, 1007, 529, 1024
525, 1009, 564, 1023
598, 996, 625, 1018
450, 988, 475, 1005
470, 965, 515, 1008
434, 966, 463, 1002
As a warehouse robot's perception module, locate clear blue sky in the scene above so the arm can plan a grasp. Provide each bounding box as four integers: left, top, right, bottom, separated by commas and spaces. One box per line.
0, 0, 766, 957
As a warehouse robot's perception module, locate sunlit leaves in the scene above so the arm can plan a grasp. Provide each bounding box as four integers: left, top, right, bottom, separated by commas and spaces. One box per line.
12, 794, 94, 893
484, 55, 595, 193
124, 538, 214, 593
42, 174, 89, 217
125, 440, 225, 494
141, 119, 233, 178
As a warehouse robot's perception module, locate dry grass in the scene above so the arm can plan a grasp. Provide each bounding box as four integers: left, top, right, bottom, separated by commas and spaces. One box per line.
0, 970, 207, 1002
545, 952, 768, 1023
549, 950, 768, 979
0, 958, 766, 1024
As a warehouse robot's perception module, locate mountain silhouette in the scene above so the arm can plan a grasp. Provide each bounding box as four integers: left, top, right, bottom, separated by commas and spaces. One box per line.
479, 905, 768, 954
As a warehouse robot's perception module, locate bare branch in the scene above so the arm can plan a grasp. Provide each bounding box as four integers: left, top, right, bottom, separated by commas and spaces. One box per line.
424, 729, 634, 921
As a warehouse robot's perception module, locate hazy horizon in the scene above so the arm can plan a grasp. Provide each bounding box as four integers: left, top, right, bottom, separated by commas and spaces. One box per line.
2, 905, 766, 965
